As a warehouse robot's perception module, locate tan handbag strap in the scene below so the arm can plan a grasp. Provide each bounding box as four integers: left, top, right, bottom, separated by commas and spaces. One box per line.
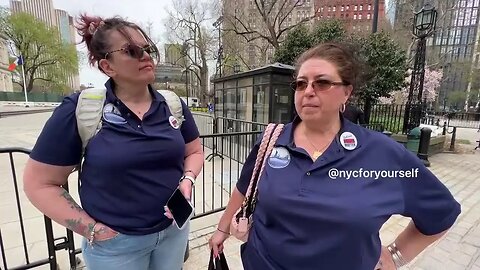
241, 123, 284, 217
251, 124, 283, 203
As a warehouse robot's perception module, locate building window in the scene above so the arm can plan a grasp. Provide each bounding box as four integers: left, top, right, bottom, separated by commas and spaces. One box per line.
346, 5, 349, 10
368, 4, 372, 10
328, 6, 331, 12
360, 5, 363, 11
359, 14, 362, 20
354, 5, 357, 11
333, 6, 336, 12
367, 13, 371, 20
354, 14, 357, 20
341, 5, 344, 11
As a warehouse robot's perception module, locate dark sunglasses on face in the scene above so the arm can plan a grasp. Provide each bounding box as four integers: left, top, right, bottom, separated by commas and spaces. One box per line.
291, 79, 349, 92
104, 44, 157, 60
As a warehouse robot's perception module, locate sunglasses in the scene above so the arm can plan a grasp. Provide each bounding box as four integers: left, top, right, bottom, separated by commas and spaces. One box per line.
104, 44, 157, 60
291, 79, 349, 92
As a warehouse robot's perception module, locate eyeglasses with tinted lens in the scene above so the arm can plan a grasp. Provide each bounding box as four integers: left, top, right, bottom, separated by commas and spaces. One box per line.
291, 79, 348, 92
105, 44, 157, 60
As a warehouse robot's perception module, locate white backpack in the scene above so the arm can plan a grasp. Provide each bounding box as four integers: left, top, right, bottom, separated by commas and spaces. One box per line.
75, 88, 185, 154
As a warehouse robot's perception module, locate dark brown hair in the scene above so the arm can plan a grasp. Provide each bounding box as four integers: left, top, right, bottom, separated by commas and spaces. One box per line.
294, 42, 365, 90
75, 14, 160, 71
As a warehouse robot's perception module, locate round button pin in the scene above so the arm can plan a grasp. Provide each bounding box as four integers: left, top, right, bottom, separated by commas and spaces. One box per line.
340, 132, 357, 150
169, 116, 180, 129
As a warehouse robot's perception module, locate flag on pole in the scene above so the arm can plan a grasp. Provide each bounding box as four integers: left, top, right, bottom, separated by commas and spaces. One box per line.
8, 56, 23, 71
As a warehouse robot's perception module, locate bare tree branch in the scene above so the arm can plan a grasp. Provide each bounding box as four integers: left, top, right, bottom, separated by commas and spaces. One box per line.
265, 0, 278, 17
273, 0, 291, 30
224, 0, 313, 58
277, 16, 312, 39
164, 0, 216, 104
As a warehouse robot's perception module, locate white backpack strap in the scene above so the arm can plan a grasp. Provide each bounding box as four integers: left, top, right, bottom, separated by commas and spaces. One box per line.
157, 90, 185, 126
76, 88, 107, 154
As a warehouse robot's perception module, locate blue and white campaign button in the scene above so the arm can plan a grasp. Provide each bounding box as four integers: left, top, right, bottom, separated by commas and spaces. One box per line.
268, 147, 291, 169
103, 103, 126, 124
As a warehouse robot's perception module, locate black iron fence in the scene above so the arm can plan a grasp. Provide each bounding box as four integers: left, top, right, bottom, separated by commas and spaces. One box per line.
193, 131, 260, 217
434, 112, 480, 129
353, 103, 408, 134
0, 130, 261, 270
0, 148, 58, 270
216, 117, 267, 133
352, 103, 480, 133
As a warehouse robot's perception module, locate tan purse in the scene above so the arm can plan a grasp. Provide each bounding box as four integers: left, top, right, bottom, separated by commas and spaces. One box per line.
230, 123, 284, 242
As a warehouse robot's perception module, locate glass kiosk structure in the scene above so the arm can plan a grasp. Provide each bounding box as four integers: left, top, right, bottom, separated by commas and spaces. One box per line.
212, 63, 296, 131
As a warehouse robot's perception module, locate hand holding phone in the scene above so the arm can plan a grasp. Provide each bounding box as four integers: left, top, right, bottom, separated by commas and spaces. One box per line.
166, 187, 194, 230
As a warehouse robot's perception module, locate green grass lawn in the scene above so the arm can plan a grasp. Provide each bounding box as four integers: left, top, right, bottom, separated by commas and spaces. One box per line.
369, 116, 405, 134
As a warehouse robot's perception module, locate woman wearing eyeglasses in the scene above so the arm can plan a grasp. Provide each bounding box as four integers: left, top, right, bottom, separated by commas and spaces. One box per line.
22, 14, 203, 270
209, 42, 461, 270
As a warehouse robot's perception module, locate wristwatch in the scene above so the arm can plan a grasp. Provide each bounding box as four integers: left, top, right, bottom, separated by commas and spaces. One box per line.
180, 175, 195, 186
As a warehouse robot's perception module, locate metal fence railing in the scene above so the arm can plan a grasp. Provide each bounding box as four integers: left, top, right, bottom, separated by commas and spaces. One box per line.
0, 130, 261, 270
439, 112, 480, 129
0, 148, 59, 270
352, 103, 480, 133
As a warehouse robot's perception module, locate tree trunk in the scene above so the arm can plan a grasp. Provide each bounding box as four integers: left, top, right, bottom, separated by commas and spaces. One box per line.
27, 70, 35, 93
200, 63, 209, 106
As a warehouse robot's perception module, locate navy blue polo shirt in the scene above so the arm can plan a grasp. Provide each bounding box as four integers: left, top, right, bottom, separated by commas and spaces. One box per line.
237, 117, 461, 270
30, 78, 199, 235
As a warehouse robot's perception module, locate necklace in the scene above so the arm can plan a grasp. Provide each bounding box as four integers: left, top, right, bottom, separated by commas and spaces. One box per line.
304, 131, 330, 161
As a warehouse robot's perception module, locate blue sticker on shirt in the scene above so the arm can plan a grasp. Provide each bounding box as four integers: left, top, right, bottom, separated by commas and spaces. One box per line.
268, 147, 291, 169
103, 103, 127, 124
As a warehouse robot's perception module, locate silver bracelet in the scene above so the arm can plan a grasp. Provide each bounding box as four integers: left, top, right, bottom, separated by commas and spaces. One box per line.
387, 242, 407, 268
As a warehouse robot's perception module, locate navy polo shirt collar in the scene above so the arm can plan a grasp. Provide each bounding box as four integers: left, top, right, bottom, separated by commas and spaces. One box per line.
275, 115, 363, 168
276, 114, 363, 148
103, 78, 166, 105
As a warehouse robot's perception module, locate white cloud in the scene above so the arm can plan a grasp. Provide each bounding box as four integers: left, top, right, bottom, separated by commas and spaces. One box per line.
1, 0, 175, 88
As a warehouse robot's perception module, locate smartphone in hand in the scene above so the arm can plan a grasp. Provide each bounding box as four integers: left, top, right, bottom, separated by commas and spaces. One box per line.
166, 188, 194, 230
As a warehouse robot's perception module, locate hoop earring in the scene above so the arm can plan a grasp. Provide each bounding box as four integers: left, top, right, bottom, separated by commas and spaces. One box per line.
340, 103, 346, 113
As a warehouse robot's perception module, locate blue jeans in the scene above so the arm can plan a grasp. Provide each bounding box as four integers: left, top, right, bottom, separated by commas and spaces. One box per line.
81, 221, 189, 270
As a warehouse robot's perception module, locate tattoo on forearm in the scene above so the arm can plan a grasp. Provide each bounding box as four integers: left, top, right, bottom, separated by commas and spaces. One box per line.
65, 218, 92, 236
60, 190, 83, 213
66, 218, 110, 238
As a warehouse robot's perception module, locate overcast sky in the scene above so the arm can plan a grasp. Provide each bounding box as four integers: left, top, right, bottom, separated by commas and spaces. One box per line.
0, 0, 176, 87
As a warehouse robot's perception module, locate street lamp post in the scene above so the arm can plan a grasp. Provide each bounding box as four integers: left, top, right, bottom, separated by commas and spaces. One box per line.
402, 4, 437, 134
372, 0, 380, 33
233, 63, 240, 73
185, 69, 189, 107
181, 41, 190, 108
213, 16, 223, 78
